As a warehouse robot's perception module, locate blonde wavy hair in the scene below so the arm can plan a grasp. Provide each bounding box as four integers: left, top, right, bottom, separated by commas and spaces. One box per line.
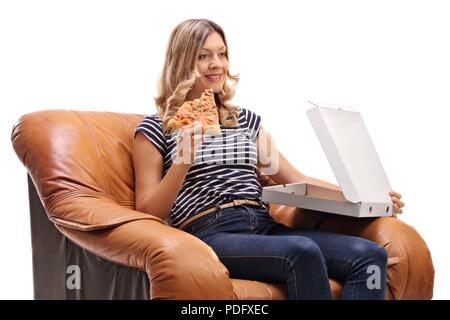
155, 19, 240, 134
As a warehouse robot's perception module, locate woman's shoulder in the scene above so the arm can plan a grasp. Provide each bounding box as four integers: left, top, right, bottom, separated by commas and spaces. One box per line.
136, 114, 163, 130
236, 107, 262, 140
238, 107, 261, 124
141, 113, 162, 124
238, 107, 260, 118
135, 113, 167, 157
135, 113, 165, 137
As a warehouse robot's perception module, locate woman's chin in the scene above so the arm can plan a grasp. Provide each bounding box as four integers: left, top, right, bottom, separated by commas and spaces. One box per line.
199, 81, 224, 94
209, 84, 224, 93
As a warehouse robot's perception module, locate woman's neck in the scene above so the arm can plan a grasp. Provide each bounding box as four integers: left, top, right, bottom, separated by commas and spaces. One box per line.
186, 88, 202, 101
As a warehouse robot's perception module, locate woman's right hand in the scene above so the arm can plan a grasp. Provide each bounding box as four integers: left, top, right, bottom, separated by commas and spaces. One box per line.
173, 122, 204, 168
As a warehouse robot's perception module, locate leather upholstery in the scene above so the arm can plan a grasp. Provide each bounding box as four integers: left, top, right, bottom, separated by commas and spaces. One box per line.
12, 110, 434, 299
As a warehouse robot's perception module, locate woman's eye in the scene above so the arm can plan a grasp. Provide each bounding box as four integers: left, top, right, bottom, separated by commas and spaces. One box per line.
220, 52, 227, 57
199, 54, 208, 60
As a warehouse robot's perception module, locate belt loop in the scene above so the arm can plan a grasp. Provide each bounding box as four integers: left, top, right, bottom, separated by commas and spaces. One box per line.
260, 200, 269, 211
215, 203, 223, 217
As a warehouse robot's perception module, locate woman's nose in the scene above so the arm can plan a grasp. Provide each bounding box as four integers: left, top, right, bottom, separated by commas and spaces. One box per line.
209, 54, 222, 69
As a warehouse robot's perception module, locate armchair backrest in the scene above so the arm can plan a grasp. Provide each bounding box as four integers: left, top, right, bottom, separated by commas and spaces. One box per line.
11, 110, 158, 230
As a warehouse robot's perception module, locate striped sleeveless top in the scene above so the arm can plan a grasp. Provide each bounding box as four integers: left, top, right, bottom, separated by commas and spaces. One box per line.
135, 107, 265, 228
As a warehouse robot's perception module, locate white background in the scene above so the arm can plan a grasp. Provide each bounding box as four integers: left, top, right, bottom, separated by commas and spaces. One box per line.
1, 0, 448, 299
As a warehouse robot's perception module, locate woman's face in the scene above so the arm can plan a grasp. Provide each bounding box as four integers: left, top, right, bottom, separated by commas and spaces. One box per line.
189, 31, 229, 99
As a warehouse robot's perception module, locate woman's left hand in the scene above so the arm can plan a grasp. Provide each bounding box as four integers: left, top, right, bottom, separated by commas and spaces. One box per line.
390, 191, 405, 214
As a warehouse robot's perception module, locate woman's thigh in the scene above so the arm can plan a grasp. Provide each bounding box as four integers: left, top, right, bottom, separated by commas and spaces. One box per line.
201, 231, 325, 284
265, 224, 387, 282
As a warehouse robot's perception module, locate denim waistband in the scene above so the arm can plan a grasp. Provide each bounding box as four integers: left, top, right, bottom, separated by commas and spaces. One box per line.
179, 200, 269, 231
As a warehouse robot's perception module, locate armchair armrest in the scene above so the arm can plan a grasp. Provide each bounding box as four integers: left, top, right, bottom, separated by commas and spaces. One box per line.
58, 218, 235, 299
319, 215, 434, 300
270, 204, 434, 300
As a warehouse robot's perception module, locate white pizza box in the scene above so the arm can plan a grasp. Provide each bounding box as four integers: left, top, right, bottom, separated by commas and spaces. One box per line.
261, 103, 393, 218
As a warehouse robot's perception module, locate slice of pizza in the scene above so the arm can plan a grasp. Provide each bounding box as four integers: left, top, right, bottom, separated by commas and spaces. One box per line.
168, 88, 222, 136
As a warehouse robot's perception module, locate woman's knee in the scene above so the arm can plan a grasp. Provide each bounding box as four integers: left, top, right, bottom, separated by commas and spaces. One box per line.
372, 244, 388, 267
284, 236, 324, 262
353, 239, 388, 268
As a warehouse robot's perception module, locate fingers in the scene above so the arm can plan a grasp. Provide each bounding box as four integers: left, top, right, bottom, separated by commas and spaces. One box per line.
390, 194, 404, 203
389, 191, 402, 199
193, 121, 202, 136
175, 123, 204, 165
396, 200, 405, 208
389, 190, 404, 214
390, 196, 405, 208
180, 123, 203, 137
393, 203, 403, 214
177, 133, 200, 149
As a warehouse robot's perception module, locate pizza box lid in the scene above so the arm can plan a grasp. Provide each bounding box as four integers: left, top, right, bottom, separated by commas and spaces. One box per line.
306, 102, 392, 205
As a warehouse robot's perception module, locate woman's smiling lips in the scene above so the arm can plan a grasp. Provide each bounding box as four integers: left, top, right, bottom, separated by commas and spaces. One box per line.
205, 74, 223, 83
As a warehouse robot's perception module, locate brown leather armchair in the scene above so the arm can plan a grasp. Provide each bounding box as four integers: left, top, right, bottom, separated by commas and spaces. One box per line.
11, 110, 435, 299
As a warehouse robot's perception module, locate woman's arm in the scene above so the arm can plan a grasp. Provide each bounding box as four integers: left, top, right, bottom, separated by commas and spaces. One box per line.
256, 126, 341, 191
133, 132, 191, 221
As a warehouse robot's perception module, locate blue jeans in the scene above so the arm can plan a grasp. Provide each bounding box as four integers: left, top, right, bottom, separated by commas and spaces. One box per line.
184, 205, 388, 300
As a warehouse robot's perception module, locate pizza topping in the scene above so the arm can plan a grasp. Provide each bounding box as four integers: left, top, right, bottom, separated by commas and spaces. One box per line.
168, 88, 221, 136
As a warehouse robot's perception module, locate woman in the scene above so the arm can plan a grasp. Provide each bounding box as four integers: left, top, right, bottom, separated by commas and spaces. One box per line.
133, 19, 405, 300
